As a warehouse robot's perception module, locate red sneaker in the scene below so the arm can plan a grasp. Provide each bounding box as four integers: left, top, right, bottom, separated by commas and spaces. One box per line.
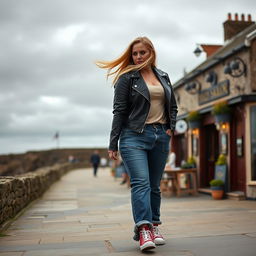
152, 224, 165, 245
139, 226, 156, 251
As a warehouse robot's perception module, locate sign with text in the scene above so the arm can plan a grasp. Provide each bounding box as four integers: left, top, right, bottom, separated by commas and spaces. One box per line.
198, 80, 230, 105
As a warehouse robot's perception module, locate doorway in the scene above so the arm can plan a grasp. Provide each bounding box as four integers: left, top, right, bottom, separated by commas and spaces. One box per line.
202, 124, 219, 187
172, 134, 187, 167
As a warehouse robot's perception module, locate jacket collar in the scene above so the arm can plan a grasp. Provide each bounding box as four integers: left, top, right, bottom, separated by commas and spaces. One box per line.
130, 66, 168, 79
130, 66, 171, 103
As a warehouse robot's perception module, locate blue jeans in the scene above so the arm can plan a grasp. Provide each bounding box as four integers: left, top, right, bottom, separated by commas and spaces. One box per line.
119, 123, 170, 240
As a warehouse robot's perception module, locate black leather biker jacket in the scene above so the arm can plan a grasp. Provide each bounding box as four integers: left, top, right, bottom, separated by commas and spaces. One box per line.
109, 66, 178, 151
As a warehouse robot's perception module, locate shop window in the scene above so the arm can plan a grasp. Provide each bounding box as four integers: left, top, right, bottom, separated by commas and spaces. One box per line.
250, 105, 256, 181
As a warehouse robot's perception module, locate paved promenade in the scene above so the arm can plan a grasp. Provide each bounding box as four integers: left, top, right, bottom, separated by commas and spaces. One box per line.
0, 168, 256, 256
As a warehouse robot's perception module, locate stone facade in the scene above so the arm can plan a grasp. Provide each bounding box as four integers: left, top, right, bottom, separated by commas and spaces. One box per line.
172, 15, 256, 199
0, 162, 82, 227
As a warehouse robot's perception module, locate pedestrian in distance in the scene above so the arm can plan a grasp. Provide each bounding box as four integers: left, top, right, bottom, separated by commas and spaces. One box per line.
96, 36, 178, 251
90, 150, 101, 177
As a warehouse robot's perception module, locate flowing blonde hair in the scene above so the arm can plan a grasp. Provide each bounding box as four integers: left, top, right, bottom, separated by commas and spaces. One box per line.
95, 37, 156, 84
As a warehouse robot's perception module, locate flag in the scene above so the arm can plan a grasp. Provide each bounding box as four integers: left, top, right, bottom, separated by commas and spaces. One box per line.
53, 131, 59, 140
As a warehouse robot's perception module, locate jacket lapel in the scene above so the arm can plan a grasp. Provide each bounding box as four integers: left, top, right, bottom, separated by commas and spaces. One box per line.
130, 67, 172, 103
153, 67, 172, 102
131, 71, 150, 102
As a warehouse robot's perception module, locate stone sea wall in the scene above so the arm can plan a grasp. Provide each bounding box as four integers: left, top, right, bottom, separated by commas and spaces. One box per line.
0, 148, 108, 176
0, 162, 83, 227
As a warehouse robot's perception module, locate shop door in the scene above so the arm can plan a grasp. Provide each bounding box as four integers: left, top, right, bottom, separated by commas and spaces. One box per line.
171, 134, 187, 167
204, 124, 219, 187
230, 105, 246, 192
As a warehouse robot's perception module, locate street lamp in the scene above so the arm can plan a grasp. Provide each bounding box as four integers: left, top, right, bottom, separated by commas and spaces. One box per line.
194, 46, 202, 57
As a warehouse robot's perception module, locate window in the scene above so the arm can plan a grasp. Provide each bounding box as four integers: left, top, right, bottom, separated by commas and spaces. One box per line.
250, 105, 256, 181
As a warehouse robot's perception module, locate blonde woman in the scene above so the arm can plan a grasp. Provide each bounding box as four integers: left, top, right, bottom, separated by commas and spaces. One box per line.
96, 37, 178, 251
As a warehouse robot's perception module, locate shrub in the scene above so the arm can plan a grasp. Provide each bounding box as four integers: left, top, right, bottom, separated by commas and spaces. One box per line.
210, 179, 224, 187
187, 156, 196, 165
216, 154, 227, 165
181, 156, 196, 169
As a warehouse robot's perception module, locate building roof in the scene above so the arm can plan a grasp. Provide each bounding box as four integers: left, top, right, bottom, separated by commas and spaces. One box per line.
173, 23, 256, 89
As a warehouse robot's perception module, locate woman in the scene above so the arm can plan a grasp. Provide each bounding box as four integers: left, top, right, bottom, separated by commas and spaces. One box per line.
96, 36, 178, 251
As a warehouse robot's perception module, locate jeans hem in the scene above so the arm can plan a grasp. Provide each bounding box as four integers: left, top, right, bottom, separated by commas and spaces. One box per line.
152, 220, 162, 225
133, 220, 153, 241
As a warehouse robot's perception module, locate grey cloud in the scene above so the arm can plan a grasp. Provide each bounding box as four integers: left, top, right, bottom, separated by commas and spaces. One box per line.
0, 0, 255, 153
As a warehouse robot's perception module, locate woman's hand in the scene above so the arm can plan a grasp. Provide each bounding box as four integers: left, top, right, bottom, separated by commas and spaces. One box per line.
166, 129, 174, 137
108, 150, 118, 160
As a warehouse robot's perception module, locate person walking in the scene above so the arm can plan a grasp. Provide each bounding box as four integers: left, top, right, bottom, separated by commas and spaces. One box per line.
90, 150, 101, 177
96, 37, 178, 251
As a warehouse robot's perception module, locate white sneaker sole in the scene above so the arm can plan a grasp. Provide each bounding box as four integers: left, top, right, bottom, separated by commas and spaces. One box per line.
140, 241, 156, 251
154, 237, 165, 245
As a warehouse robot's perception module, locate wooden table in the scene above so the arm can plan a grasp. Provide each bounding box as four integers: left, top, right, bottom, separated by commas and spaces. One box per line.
161, 167, 198, 197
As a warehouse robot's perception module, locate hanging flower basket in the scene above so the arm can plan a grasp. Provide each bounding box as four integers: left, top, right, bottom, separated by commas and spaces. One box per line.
187, 111, 201, 129
188, 120, 200, 129
212, 101, 231, 123
214, 113, 230, 123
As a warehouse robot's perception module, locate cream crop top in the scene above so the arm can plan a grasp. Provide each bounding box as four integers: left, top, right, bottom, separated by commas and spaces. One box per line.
145, 84, 166, 124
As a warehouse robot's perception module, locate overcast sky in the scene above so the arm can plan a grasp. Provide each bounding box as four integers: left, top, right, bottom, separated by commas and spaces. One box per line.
0, 0, 255, 154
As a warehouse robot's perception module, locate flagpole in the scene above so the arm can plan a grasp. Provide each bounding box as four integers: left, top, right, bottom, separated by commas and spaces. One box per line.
53, 131, 60, 149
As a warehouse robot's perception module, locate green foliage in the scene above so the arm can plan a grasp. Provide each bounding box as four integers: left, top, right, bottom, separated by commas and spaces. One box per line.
187, 156, 196, 165
181, 156, 196, 169
212, 101, 230, 115
187, 111, 200, 121
181, 162, 193, 169
215, 154, 227, 165
210, 179, 224, 187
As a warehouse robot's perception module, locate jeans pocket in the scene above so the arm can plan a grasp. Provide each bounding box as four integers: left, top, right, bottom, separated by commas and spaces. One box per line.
120, 129, 146, 150
161, 125, 171, 137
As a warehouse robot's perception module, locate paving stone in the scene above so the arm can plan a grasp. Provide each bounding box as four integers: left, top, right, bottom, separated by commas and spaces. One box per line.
23, 247, 107, 256
1, 167, 256, 256
39, 237, 63, 244
0, 252, 24, 256
0, 239, 39, 246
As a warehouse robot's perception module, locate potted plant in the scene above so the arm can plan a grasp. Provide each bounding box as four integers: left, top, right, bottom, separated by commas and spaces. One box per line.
187, 111, 201, 129
181, 156, 196, 169
209, 179, 224, 199
187, 156, 196, 168
216, 154, 227, 165
212, 101, 231, 123
215, 154, 228, 193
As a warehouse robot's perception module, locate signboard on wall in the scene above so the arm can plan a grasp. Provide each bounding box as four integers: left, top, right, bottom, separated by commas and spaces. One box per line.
198, 80, 230, 105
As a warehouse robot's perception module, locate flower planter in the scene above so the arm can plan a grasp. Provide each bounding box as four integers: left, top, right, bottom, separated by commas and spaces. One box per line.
214, 113, 230, 123
188, 120, 200, 129
211, 186, 224, 200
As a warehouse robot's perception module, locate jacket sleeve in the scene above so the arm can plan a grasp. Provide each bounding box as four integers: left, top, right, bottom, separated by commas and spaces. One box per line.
167, 75, 178, 131
109, 74, 130, 151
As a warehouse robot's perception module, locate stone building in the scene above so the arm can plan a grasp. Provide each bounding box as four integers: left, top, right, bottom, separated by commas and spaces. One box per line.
172, 13, 256, 199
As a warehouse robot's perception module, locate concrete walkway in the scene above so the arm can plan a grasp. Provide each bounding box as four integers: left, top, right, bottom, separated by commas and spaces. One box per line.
0, 168, 256, 256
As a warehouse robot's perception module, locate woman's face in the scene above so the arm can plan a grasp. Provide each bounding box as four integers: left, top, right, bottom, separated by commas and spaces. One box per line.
132, 42, 151, 65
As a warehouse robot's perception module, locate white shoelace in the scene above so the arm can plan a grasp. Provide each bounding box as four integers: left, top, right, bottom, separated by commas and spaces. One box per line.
140, 229, 151, 240
153, 226, 160, 236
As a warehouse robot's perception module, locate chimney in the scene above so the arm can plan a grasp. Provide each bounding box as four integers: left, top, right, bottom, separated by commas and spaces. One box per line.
223, 13, 255, 41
